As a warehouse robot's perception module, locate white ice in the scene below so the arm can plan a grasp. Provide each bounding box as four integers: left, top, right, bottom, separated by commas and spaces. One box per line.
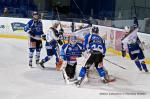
0, 38, 150, 99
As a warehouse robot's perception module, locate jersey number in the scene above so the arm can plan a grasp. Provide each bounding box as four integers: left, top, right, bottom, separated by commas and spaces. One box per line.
91, 44, 102, 49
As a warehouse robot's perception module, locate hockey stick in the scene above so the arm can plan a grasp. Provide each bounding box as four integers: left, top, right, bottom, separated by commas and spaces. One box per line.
104, 58, 127, 70
133, 0, 137, 17
72, 0, 92, 25
55, 7, 65, 44
72, 0, 85, 19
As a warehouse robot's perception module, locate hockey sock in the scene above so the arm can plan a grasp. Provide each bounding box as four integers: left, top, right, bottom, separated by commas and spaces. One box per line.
96, 67, 106, 79
35, 51, 40, 61
140, 61, 148, 72
29, 48, 35, 61
44, 56, 52, 62
135, 61, 142, 70
56, 57, 59, 64
79, 67, 87, 78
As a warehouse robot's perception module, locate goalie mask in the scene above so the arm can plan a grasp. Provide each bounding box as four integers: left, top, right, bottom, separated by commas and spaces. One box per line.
69, 36, 77, 45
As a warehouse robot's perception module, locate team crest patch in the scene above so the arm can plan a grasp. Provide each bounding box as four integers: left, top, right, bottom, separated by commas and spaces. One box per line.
68, 47, 72, 51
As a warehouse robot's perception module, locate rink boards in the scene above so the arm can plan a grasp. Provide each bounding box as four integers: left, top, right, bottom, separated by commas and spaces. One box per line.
0, 17, 150, 64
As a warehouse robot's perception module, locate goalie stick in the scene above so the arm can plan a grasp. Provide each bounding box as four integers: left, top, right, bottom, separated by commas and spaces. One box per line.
62, 68, 78, 84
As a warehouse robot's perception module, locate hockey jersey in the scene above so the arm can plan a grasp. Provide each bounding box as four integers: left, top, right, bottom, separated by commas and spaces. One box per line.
24, 19, 43, 40
60, 43, 83, 64
84, 33, 106, 54
45, 27, 61, 49
122, 28, 143, 54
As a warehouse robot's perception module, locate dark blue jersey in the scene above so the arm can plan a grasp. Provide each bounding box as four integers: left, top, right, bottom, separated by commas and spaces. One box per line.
24, 19, 43, 36
84, 33, 106, 54
60, 43, 83, 62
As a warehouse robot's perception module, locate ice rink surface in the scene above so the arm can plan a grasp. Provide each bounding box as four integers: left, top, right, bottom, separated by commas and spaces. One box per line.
0, 38, 150, 99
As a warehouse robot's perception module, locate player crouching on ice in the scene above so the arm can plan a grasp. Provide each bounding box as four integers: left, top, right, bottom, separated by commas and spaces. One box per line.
76, 27, 115, 87
24, 11, 44, 67
39, 20, 63, 70
60, 36, 84, 84
121, 26, 148, 72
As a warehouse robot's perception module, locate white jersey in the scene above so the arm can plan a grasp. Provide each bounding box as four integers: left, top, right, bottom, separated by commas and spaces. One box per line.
45, 28, 59, 42
122, 28, 138, 50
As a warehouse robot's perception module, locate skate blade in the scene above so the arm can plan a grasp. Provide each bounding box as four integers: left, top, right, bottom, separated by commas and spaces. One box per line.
107, 78, 116, 83
29, 66, 35, 68
76, 77, 88, 88
140, 71, 150, 74
36, 64, 45, 69
66, 80, 78, 85
104, 75, 116, 83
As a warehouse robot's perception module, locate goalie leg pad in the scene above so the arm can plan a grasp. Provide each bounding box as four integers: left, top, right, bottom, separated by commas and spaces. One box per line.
56, 58, 63, 71
65, 63, 76, 79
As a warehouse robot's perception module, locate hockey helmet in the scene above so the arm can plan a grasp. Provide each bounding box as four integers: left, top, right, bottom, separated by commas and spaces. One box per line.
69, 36, 77, 45
92, 26, 99, 34
124, 26, 130, 33
52, 20, 60, 28
32, 11, 39, 16
32, 11, 39, 20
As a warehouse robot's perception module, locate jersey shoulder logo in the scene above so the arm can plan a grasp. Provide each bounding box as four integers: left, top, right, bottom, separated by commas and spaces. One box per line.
68, 47, 72, 51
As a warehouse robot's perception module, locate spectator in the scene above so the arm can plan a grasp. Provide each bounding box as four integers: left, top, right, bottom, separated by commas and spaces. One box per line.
2, 7, 9, 17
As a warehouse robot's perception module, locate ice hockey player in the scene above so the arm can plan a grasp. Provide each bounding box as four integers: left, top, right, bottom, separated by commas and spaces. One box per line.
76, 26, 111, 86
24, 11, 44, 67
39, 20, 63, 70
60, 36, 83, 84
121, 26, 149, 72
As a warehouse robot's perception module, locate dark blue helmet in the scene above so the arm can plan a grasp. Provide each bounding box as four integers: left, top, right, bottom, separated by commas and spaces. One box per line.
32, 11, 40, 20
32, 11, 39, 16
70, 36, 77, 41
92, 26, 99, 34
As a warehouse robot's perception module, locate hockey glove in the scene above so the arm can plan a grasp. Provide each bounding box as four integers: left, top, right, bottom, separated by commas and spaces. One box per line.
41, 34, 46, 40
121, 50, 126, 57
28, 30, 35, 37
57, 39, 63, 45
61, 55, 67, 61
102, 54, 105, 58
59, 28, 64, 35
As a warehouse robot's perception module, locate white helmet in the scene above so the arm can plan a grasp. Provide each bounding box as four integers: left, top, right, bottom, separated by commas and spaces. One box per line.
124, 26, 130, 33
52, 20, 60, 26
